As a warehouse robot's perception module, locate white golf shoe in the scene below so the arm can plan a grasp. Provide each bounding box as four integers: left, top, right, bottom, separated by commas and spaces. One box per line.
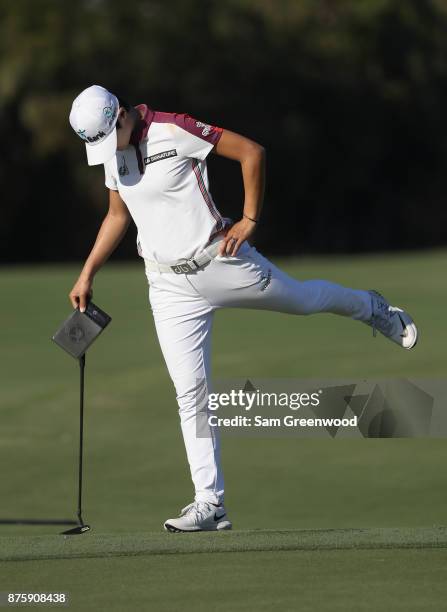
366, 290, 418, 349
164, 501, 232, 533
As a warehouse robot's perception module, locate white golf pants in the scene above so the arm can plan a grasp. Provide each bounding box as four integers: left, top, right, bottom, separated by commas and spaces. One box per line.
145, 239, 372, 505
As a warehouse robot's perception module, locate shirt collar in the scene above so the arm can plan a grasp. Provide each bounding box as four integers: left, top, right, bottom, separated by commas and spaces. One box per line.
130, 104, 154, 145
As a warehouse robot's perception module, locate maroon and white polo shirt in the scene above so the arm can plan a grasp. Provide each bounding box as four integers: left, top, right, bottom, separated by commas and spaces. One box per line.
104, 105, 231, 263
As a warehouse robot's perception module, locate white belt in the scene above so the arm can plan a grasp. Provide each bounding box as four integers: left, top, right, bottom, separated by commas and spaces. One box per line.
144, 238, 224, 274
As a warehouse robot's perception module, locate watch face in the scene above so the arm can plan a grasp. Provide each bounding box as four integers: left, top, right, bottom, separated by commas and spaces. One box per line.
52, 303, 111, 359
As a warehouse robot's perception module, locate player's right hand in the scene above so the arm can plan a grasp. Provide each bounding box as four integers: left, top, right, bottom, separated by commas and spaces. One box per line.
69, 276, 93, 312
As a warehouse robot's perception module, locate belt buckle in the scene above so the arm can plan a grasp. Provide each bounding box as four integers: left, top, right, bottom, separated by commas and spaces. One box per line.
171, 262, 194, 274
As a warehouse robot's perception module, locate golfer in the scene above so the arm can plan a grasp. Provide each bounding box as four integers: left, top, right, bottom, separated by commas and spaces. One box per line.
69, 85, 417, 532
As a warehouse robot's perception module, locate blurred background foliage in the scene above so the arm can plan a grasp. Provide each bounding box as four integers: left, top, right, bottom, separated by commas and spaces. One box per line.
2, 0, 447, 262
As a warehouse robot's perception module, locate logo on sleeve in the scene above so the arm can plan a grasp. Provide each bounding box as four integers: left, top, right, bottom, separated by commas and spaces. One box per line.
144, 149, 177, 165
196, 121, 212, 137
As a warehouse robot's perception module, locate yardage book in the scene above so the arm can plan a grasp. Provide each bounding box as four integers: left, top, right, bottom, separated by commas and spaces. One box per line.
52, 302, 112, 359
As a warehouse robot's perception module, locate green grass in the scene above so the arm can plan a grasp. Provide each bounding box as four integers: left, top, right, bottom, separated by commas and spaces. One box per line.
2, 549, 447, 612
2, 528, 447, 562
0, 249, 446, 610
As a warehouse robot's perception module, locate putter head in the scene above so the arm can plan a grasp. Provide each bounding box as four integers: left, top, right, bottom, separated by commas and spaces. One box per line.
61, 524, 91, 535
52, 302, 112, 359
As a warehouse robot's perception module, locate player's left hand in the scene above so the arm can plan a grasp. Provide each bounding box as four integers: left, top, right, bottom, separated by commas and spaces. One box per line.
220, 217, 257, 256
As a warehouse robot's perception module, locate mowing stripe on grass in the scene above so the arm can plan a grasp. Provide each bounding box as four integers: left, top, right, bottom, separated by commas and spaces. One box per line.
1, 527, 447, 562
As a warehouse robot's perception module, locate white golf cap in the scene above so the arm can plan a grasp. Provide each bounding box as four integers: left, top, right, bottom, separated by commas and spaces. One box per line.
69, 85, 120, 165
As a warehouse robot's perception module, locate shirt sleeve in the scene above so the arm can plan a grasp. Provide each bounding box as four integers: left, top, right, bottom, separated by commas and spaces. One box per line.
104, 160, 118, 191
173, 114, 223, 160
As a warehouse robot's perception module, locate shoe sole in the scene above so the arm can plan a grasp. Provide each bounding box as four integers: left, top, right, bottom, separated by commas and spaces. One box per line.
164, 521, 232, 533
397, 310, 418, 350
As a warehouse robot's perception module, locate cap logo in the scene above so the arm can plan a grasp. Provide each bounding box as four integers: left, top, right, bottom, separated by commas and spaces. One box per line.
103, 105, 118, 127
76, 129, 88, 142
103, 105, 113, 119
76, 128, 107, 143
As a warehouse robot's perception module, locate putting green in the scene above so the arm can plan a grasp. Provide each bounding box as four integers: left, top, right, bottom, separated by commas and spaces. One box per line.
1, 527, 447, 562
1, 250, 446, 610
2, 546, 447, 612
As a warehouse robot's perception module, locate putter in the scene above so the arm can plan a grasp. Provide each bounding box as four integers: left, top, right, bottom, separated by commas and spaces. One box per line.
52, 302, 112, 535
61, 354, 90, 536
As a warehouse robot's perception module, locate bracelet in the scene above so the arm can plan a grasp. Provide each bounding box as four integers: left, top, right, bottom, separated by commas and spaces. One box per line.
243, 213, 259, 224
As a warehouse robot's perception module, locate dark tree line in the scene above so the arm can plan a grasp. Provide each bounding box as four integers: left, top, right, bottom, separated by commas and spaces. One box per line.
1, 0, 447, 262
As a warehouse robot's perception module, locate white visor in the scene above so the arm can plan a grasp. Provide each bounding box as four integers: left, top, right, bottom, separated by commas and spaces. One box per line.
85, 127, 117, 166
